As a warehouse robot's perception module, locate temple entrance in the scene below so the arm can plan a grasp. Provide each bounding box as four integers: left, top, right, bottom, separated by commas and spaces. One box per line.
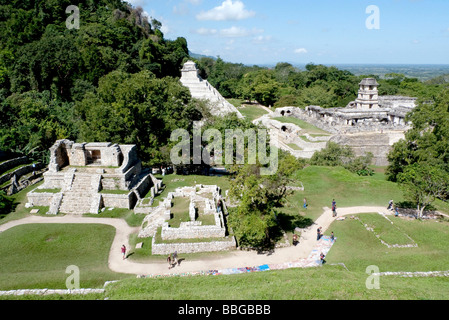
87, 150, 101, 165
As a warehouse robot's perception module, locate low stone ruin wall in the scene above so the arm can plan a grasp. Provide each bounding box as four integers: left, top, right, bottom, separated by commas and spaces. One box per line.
27, 192, 54, 207
0, 156, 28, 174
151, 236, 236, 255
0, 163, 45, 185
101, 192, 137, 209
132, 173, 153, 199
161, 221, 225, 240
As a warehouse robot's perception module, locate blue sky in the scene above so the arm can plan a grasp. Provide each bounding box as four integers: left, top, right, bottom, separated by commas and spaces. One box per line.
127, 0, 449, 65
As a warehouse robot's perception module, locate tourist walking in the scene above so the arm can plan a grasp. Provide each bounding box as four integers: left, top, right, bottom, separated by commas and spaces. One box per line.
217, 199, 222, 213
292, 234, 299, 246
387, 200, 394, 210
332, 199, 337, 217
320, 252, 326, 264
173, 251, 178, 266
121, 245, 126, 260
331, 231, 335, 242
317, 227, 322, 241
167, 254, 172, 269
303, 198, 308, 210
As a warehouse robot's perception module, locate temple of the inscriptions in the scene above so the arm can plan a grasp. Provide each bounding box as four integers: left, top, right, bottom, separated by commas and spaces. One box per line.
180, 60, 244, 119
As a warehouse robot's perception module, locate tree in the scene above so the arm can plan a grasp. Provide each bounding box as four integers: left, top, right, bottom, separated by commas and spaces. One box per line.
387, 88, 449, 215
75, 70, 202, 166
309, 142, 354, 167
227, 152, 304, 249
0, 191, 14, 217
397, 162, 449, 217
310, 142, 374, 175
387, 88, 449, 182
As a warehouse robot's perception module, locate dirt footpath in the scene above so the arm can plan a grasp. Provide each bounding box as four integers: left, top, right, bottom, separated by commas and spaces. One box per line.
0, 206, 390, 277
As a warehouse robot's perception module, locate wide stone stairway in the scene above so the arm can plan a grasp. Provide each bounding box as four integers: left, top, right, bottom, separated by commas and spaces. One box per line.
59, 174, 95, 215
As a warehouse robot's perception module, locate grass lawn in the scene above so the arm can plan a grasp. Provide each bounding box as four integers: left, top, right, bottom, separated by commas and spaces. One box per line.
325, 214, 449, 274
278, 165, 406, 226
227, 98, 243, 108
0, 181, 45, 224
287, 143, 302, 151
104, 262, 449, 300
238, 105, 269, 122
357, 213, 416, 246
146, 174, 231, 208
273, 117, 330, 135
168, 196, 191, 228
3, 166, 449, 300
0, 223, 132, 290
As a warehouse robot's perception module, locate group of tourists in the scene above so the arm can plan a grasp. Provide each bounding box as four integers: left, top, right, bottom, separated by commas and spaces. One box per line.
388, 200, 400, 217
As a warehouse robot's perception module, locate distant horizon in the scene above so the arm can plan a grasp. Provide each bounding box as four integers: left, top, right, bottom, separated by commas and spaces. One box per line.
189, 53, 449, 67
132, 0, 449, 66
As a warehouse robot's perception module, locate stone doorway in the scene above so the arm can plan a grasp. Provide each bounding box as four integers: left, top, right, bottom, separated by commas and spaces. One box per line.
87, 150, 101, 165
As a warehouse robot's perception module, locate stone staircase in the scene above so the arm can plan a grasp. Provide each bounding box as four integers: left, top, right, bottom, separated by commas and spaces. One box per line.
180, 61, 243, 119
59, 174, 98, 215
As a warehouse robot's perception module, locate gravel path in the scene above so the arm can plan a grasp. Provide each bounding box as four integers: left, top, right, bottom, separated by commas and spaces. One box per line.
0, 206, 390, 276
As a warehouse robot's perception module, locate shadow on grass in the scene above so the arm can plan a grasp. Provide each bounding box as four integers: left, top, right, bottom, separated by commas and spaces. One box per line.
262, 212, 314, 253
277, 212, 314, 231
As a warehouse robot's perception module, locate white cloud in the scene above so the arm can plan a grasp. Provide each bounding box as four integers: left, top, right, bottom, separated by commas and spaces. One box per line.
173, 0, 203, 15
252, 35, 272, 44
126, 0, 146, 6
193, 28, 218, 35
219, 26, 263, 37
196, 0, 255, 21
294, 48, 308, 54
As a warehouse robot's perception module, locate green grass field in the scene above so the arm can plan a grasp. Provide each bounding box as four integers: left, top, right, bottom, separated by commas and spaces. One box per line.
0, 224, 131, 290
104, 263, 449, 300
1, 165, 449, 300
273, 117, 330, 135
238, 105, 269, 122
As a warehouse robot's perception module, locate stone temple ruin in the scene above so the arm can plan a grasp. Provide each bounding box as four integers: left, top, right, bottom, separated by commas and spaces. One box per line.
138, 184, 235, 255
256, 78, 417, 166
300, 78, 417, 132
180, 60, 244, 119
27, 140, 155, 215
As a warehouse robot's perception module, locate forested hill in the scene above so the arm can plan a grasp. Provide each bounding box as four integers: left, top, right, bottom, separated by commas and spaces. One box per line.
0, 0, 202, 165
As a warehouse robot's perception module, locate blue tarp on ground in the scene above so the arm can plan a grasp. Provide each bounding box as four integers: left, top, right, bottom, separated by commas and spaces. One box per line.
258, 264, 270, 271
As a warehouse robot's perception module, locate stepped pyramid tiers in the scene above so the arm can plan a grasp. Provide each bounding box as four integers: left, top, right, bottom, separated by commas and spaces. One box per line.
180, 61, 244, 119
27, 140, 154, 215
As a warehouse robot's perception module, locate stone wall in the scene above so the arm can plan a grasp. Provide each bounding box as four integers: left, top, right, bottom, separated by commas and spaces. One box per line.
161, 221, 225, 240
151, 236, 236, 255
0, 156, 28, 173
0, 163, 45, 185
27, 192, 54, 207
329, 131, 405, 166
132, 173, 153, 199
101, 192, 137, 209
